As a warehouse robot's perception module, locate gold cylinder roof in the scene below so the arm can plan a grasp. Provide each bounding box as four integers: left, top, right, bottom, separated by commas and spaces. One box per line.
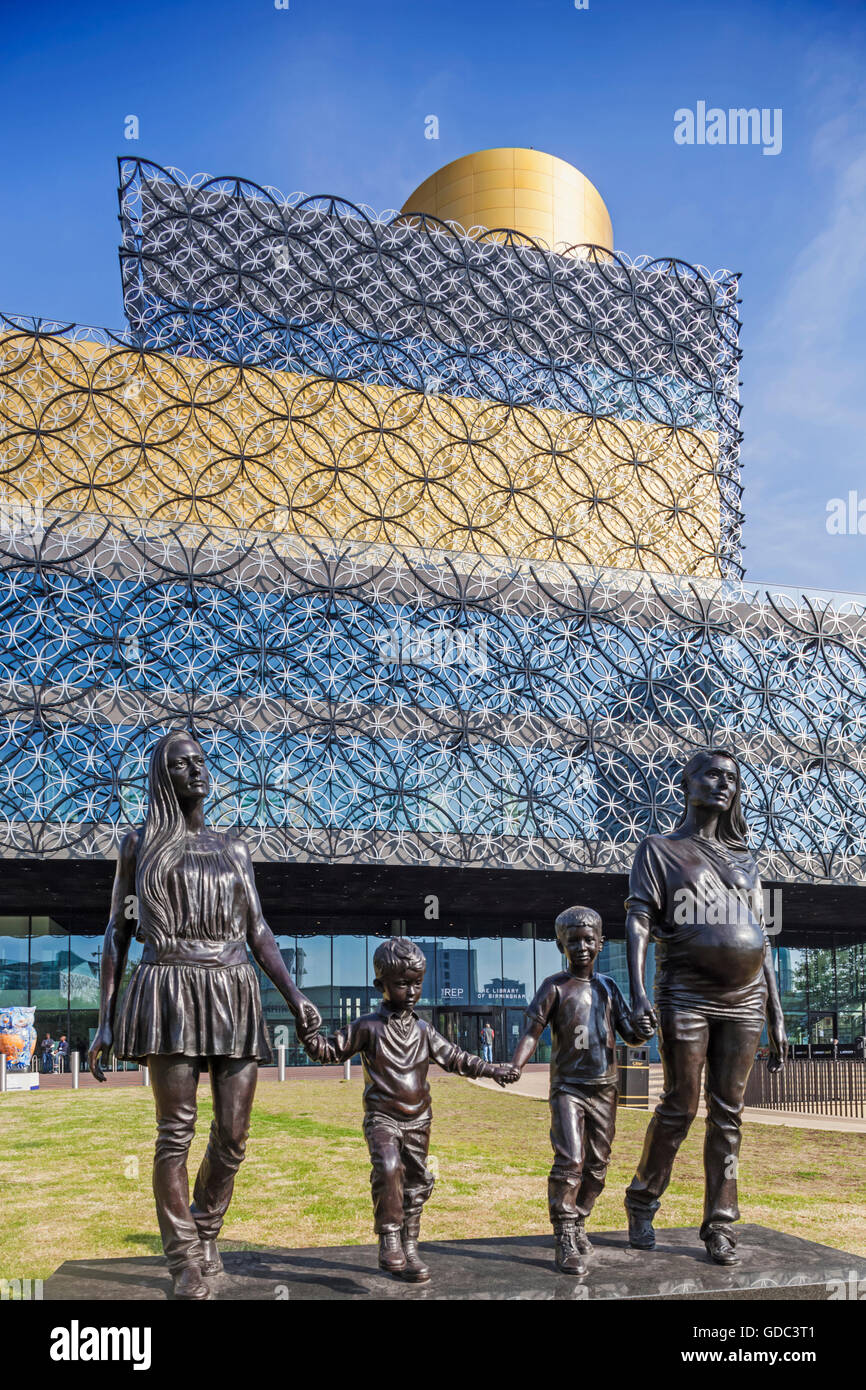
400, 147, 613, 254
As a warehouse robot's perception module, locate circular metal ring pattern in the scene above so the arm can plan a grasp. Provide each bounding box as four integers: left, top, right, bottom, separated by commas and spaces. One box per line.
115, 158, 744, 578
0, 516, 863, 881
0, 164, 859, 884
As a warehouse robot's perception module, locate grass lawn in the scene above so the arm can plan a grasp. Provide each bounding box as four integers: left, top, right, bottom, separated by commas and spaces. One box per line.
2, 1075, 864, 1279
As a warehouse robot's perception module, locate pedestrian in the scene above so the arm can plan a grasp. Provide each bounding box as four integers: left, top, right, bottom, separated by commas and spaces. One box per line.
481, 1019, 495, 1063
41, 1033, 54, 1073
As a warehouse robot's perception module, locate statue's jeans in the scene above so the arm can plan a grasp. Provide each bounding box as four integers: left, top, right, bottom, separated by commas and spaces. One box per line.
363, 1112, 435, 1232
625, 1009, 763, 1241
148, 1053, 258, 1272
547, 1083, 617, 1220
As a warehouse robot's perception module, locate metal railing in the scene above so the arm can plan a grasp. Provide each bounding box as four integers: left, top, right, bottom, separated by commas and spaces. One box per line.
745, 1057, 865, 1117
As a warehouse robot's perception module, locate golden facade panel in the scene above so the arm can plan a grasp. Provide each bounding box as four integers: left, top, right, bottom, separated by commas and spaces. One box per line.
0, 329, 721, 574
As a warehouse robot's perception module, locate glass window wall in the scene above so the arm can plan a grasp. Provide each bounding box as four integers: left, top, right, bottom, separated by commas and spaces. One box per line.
0, 918, 29, 1006
4, 924, 865, 1070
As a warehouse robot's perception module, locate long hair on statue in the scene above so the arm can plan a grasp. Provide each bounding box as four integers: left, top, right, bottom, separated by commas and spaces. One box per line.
135, 730, 203, 950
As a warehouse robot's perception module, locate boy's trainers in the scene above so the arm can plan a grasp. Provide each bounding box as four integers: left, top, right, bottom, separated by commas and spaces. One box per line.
574, 1217, 592, 1254
705, 1230, 739, 1266
552, 1219, 587, 1276
625, 1199, 656, 1250
378, 1229, 407, 1274
198, 1238, 223, 1275
399, 1213, 431, 1282
171, 1263, 212, 1300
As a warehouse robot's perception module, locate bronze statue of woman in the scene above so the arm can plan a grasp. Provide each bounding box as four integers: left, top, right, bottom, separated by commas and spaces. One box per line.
88, 730, 320, 1300
624, 749, 787, 1265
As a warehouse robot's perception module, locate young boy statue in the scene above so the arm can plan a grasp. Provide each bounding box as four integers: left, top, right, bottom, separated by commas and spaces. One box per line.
297, 937, 518, 1281
510, 906, 655, 1276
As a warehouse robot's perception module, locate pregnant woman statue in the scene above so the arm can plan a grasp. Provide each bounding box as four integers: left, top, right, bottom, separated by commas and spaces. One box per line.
624, 749, 787, 1266
88, 730, 320, 1300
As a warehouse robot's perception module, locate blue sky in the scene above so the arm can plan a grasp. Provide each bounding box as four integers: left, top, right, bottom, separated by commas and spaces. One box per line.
2, 0, 865, 592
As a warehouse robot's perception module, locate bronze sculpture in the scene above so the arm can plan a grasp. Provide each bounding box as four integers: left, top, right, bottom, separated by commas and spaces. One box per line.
624, 748, 788, 1264
298, 937, 519, 1281
510, 906, 654, 1275
88, 730, 321, 1300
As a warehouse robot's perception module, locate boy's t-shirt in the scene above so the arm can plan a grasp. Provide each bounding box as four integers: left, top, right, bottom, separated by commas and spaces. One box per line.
526, 971, 634, 1090
302, 1004, 493, 1119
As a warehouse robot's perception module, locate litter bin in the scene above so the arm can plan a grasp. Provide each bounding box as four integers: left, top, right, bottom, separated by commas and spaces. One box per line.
617, 1044, 649, 1109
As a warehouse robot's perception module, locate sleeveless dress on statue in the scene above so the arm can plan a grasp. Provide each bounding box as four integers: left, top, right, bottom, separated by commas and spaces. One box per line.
114, 836, 272, 1063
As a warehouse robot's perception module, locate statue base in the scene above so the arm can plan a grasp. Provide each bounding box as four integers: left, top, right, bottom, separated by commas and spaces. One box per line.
45, 1224, 866, 1301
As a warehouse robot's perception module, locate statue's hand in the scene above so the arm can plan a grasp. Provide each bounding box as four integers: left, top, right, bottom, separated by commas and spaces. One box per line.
88, 1024, 113, 1083
767, 1016, 788, 1073
295, 1000, 322, 1041
632, 1011, 656, 1041
631, 992, 658, 1032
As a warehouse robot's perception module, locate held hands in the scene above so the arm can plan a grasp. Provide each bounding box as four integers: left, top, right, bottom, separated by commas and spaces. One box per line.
631, 1009, 657, 1042
293, 998, 322, 1043
631, 992, 658, 1040
87, 1024, 113, 1083
492, 1064, 521, 1087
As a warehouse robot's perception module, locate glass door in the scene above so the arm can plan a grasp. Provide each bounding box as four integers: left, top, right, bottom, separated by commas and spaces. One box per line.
462, 1010, 491, 1060
434, 1007, 502, 1060
809, 1012, 838, 1045
434, 1008, 462, 1047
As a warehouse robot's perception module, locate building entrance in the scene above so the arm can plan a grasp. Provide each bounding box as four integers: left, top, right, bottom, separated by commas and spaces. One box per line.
433, 1008, 511, 1062
809, 1012, 838, 1044
434, 1007, 495, 1059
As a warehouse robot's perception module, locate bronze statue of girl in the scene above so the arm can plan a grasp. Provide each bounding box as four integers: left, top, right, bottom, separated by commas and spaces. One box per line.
624, 748, 787, 1265
89, 730, 320, 1300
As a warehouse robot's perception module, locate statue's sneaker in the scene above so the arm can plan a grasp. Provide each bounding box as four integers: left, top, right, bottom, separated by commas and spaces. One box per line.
553, 1221, 587, 1276
199, 1238, 224, 1275
378, 1230, 407, 1274
625, 1200, 656, 1250
171, 1263, 212, 1300
574, 1218, 592, 1255
705, 1231, 739, 1265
